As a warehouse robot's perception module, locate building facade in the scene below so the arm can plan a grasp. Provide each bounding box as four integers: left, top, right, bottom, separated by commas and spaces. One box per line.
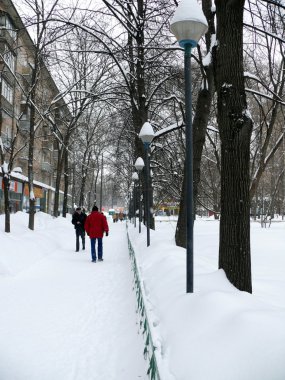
0, 0, 70, 215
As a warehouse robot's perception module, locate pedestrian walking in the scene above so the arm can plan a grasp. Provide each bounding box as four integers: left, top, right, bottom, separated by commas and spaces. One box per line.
84, 205, 109, 262
72, 207, 87, 252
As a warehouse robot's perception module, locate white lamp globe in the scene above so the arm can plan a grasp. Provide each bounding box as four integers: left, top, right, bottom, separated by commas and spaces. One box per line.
139, 122, 155, 144
134, 157, 145, 171
170, 0, 208, 48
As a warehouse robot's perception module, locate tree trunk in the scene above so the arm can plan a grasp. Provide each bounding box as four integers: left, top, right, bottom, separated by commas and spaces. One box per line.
62, 149, 69, 217
175, 84, 214, 247
126, 0, 155, 230
88, 169, 95, 211
175, 160, 187, 247
71, 162, 76, 210
214, 0, 252, 293
3, 175, 10, 233
28, 88, 36, 231
53, 147, 64, 217
0, 82, 11, 232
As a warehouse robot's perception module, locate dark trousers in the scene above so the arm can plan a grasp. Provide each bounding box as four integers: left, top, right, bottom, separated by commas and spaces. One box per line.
90, 238, 103, 261
76, 229, 85, 251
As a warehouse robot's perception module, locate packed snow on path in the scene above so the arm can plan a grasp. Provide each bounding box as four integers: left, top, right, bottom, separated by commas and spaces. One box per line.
0, 212, 147, 380
128, 216, 285, 380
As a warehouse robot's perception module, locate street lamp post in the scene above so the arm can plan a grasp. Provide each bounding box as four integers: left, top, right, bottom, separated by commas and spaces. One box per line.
132, 172, 139, 227
134, 157, 145, 233
170, 0, 208, 293
139, 122, 155, 247
128, 188, 132, 222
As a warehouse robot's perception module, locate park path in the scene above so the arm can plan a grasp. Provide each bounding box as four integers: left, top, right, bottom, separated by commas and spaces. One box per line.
0, 219, 147, 380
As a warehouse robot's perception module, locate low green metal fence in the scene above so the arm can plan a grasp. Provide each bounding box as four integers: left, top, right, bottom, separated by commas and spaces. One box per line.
127, 231, 161, 380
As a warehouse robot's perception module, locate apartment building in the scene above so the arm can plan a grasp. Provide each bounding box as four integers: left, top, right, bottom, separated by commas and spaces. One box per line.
0, 0, 70, 215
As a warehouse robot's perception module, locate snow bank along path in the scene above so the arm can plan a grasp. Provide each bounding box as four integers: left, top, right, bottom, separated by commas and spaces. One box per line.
0, 213, 147, 380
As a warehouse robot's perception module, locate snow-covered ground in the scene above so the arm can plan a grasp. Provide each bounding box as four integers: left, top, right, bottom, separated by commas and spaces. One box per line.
1, 212, 285, 380
128, 216, 285, 380
0, 212, 147, 380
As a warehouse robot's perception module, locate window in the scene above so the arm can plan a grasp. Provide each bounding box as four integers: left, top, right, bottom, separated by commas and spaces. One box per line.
5, 125, 11, 139
2, 79, 13, 103
54, 108, 61, 120
4, 46, 15, 72
43, 149, 50, 162
0, 14, 17, 40
1, 125, 12, 148
20, 103, 30, 120
53, 140, 59, 150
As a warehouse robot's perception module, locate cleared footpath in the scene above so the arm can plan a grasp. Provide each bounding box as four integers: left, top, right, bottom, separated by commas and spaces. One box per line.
0, 217, 147, 380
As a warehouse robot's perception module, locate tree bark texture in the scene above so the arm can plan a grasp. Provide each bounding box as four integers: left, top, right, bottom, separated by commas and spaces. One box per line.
214, 0, 252, 293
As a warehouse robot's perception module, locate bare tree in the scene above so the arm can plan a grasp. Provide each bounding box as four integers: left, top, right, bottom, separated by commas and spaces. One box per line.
213, 0, 253, 293
16, 0, 72, 229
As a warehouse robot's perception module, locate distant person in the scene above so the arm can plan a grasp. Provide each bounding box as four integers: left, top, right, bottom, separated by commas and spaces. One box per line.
85, 205, 109, 262
72, 207, 87, 252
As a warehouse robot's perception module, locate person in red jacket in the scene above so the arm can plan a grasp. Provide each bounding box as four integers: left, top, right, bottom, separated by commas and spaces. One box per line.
84, 205, 109, 262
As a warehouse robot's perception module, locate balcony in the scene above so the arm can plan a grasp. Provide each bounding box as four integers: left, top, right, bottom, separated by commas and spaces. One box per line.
41, 162, 52, 172
0, 27, 16, 49
1, 95, 13, 114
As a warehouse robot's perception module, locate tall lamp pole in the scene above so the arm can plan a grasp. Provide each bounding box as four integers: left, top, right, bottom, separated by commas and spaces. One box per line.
134, 157, 145, 233
139, 122, 155, 247
132, 172, 139, 227
170, 0, 208, 293
128, 188, 132, 222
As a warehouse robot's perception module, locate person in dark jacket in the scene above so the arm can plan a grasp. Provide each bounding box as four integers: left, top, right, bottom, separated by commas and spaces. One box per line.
72, 207, 87, 252
84, 205, 109, 262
